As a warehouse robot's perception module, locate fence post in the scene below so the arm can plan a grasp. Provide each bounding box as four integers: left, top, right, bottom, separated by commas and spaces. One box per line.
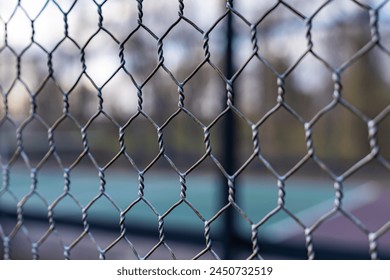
220, 0, 236, 260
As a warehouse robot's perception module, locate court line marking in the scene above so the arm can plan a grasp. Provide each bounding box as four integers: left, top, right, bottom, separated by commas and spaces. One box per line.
261, 182, 382, 243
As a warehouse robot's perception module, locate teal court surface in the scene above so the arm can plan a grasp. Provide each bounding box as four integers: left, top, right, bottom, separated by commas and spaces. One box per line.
1, 167, 386, 247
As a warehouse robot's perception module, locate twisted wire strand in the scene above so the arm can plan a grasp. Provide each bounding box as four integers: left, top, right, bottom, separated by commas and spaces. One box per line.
0, 0, 388, 260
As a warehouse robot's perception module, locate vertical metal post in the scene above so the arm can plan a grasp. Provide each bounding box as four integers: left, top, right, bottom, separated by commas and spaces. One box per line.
220, 0, 236, 260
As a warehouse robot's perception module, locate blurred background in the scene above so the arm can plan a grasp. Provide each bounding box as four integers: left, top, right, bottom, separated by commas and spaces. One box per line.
0, 0, 389, 259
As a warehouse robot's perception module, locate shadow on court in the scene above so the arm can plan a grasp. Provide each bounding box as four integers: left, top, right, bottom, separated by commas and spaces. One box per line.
1, 188, 389, 260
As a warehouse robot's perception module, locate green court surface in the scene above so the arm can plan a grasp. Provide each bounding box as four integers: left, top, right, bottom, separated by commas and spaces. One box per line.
0, 168, 379, 240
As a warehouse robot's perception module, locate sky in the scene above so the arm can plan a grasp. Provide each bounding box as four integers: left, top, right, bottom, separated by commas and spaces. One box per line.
1, 0, 389, 120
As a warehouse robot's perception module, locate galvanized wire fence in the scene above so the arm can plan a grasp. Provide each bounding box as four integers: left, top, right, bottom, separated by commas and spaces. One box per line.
0, 0, 389, 259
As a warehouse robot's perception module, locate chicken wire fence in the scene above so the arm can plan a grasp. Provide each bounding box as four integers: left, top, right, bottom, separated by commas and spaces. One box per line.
0, 0, 390, 260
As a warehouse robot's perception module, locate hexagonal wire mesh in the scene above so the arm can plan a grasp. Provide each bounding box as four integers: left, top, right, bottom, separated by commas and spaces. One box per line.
0, 0, 389, 259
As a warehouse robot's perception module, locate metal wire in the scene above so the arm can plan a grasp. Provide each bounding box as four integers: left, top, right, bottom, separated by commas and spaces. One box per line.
0, 0, 389, 260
